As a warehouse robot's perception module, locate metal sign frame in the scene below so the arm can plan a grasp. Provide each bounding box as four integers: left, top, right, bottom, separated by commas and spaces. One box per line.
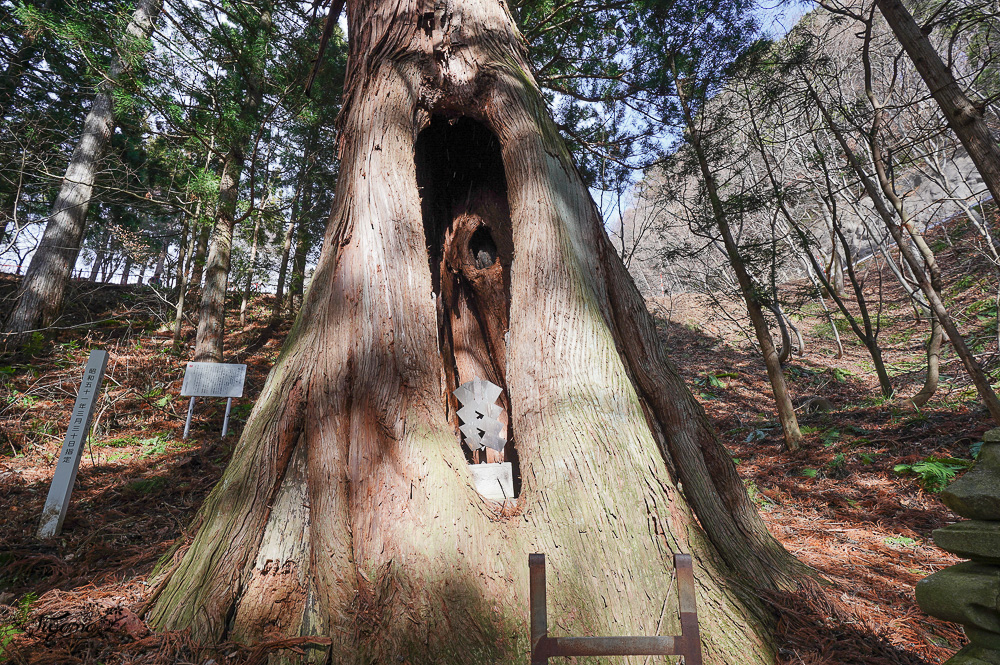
180, 362, 246, 439
529, 552, 703, 664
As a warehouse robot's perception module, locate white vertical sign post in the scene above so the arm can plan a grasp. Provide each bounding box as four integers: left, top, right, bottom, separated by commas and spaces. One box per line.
38, 350, 109, 538
180, 362, 246, 439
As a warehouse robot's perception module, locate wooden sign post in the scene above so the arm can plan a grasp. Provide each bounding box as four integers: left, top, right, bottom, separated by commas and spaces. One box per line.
38, 350, 109, 538
180, 362, 246, 439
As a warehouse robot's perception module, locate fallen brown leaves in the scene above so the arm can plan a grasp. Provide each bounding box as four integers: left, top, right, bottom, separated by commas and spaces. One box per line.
1, 220, 994, 663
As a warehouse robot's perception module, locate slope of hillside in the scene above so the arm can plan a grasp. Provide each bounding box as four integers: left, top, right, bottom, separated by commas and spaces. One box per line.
0, 216, 995, 662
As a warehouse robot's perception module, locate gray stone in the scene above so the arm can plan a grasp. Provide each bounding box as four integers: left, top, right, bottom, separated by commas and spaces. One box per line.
945, 643, 1000, 665
933, 521, 1000, 563
942, 442, 1000, 520
917, 562, 1000, 648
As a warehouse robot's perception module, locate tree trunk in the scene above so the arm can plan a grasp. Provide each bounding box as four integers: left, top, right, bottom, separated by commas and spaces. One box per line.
909, 312, 942, 409
174, 217, 189, 298
173, 206, 199, 350
120, 253, 133, 285
239, 206, 262, 327
676, 80, 802, 451
147, 0, 809, 660
88, 230, 109, 282
193, 151, 241, 362
272, 218, 296, 320
273, 149, 312, 320
150, 243, 167, 285
285, 178, 314, 314
808, 78, 1000, 422
874, 0, 1000, 207
1, 0, 162, 348
189, 225, 211, 286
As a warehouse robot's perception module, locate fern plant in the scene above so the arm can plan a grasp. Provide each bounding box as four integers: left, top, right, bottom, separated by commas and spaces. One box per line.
893, 457, 972, 492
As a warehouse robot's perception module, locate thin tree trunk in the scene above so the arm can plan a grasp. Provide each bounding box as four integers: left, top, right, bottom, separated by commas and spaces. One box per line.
174, 218, 189, 297
808, 78, 1000, 422
909, 312, 942, 408
147, 0, 808, 658
285, 223, 308, 313
189, 225, 210, 286
1, 0, 162, 348
874, 0, 1000, 207
88, 230, 109, 282
193, 151, 241, 362
151, 244, 167, 284
120, 254, 133, 285
677, 78, 802, 450
173, 206, 199, 351
272, 219, 296, 320
285, 177, 314, 313
273, 149, 311, 320
239, 204, 263, 327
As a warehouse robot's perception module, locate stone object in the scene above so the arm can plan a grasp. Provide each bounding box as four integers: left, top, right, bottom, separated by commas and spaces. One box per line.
917, 562, 1000, 648
453, 377, 506, 452
918, 428, 1000, 664
39, 350, 109, 538
933, 521, 1000, 564
469, 462, 514, 501
942, 441, 1000, 520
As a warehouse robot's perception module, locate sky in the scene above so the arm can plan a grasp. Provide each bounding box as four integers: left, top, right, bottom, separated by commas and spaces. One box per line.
757, 0, 813, 39
595, 0, 815, 229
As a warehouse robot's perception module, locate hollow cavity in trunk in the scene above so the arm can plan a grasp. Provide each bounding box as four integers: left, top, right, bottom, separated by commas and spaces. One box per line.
416, 116, 518, 488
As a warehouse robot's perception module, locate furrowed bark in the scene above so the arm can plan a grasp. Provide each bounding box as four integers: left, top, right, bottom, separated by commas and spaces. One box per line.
193, 150, 241, 363
149, 0, 806, 660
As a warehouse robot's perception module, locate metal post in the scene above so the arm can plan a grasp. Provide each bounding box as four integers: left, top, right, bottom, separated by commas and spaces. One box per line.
221, 397, 233, 437
527, 552, 702, 664
675, 553, 703, 665
529, 553, 548, 664
183, 396, 195, 439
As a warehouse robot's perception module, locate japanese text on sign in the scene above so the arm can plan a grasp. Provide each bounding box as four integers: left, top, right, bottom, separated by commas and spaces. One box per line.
181, 362, 246, 398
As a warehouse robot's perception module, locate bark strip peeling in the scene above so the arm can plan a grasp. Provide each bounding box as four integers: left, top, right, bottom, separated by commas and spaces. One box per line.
149, 0, 806, 661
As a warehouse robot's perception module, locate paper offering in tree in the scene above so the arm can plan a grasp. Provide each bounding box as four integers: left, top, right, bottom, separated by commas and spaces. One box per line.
453, 377, 506, 453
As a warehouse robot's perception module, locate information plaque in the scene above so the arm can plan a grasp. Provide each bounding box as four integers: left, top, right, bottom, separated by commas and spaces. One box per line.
38, 350, 109, 538
180, 362, 246, 438
181, 362, 246, 398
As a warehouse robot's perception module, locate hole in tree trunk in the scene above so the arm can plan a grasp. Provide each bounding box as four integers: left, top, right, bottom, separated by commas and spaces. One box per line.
415, 115, 519, 499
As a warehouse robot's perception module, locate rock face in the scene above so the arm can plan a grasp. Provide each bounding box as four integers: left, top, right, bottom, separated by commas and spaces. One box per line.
917, 428, 1000, 664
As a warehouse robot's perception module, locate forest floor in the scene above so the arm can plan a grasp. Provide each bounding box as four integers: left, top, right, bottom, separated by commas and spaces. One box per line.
0, 218, 997, 664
